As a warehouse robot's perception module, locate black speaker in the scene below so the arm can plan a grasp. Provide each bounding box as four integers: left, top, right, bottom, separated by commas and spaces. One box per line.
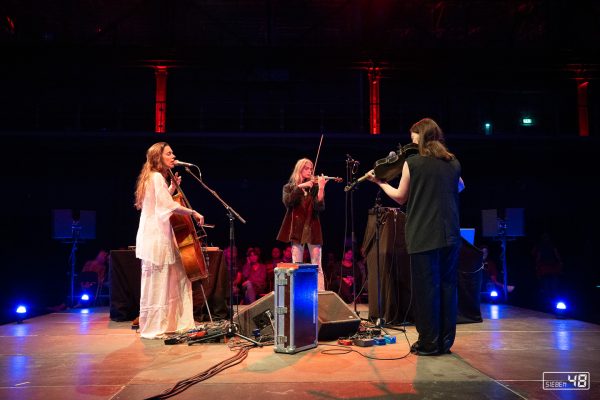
233, 292, 275, 337
234, 291, 361, 341
317, 291, 361, 340
109, 250, 141, 321
457, 239, 483, 323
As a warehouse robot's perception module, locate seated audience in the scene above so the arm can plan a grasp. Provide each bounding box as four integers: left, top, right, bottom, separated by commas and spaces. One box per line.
233, 249, 267, 304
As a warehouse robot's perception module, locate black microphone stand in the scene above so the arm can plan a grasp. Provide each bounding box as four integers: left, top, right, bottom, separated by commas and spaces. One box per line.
345, 154, 361, 315
182, 166, 262, 347
68, 221, 82, 308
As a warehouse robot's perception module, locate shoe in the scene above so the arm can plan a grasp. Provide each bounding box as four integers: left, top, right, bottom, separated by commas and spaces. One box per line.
410, 342, 439, 356
131, 317, 140, 330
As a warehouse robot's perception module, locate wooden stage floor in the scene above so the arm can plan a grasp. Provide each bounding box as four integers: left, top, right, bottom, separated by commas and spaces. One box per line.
0, 302, 598, 400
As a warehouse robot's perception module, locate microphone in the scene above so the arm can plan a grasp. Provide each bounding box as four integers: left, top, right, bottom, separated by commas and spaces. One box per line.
343, 151, 395, 192
346, 154, 360, 165
175, 160, 196, 167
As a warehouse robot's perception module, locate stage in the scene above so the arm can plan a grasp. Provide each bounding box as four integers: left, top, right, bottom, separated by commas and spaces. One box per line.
1, 303, 598, 400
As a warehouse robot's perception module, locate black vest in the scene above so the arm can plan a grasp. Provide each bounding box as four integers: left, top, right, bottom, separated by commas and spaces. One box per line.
405, 155, 461, 254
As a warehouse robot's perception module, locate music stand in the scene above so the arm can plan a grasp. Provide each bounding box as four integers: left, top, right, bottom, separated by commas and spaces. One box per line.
181, 166, 262, 347
482, 208, 525, 300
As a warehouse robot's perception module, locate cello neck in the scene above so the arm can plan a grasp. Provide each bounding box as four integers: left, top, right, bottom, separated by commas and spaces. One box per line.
168, 169, 192, 209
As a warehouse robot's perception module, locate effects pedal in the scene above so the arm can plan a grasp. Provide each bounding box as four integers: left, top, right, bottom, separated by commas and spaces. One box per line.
372, 336, 387, 346
337, 338, 353, 346
353, 337, 375, 347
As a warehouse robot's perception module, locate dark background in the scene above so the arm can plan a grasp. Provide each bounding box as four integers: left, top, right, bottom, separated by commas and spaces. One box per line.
1, 0, 599, 324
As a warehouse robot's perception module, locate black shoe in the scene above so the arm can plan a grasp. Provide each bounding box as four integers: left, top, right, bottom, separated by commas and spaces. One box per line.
410, 342, 439, 356
131, 317, 140, 330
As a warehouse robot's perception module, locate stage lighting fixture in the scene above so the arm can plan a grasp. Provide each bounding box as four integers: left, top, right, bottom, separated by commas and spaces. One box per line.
16, 305, 27, 324
487, 290, 500, 304
484, 122, 492, 135
555, 301, 568, 318
81, 294, 90, 301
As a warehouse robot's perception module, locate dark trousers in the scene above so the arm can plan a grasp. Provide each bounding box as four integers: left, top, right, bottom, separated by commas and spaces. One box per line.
411, 243, 460, 354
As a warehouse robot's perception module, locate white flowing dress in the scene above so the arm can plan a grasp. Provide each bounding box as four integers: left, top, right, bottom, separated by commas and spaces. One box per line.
135, 172, 195, 339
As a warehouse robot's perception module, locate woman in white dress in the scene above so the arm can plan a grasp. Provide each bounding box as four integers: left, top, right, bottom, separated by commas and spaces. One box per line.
134, 142, 204, 339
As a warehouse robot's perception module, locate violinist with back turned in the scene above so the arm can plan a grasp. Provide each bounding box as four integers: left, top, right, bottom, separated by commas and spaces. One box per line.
134, 142, 205, 339
366, 118, 465, 355
276, 158, 329, 290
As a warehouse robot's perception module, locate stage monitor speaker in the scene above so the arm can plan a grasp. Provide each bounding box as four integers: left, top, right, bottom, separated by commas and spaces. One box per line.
317, 291, 361, 341
234, 291, 361, 341
52, 209, 96, 240
481, 208, 525, 237
233, 292, 275, 338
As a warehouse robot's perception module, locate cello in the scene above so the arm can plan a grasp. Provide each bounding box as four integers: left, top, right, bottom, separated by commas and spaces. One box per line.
168, 169, 209, 281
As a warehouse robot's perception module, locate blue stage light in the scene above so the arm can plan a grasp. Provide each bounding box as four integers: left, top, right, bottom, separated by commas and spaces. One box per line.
80, 294, 90, 301
490, 290, 499, 298
15, 305, 27, 324
555, 301, 568, 318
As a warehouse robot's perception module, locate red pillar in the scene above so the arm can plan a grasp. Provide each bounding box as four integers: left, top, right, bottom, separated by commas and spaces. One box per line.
368, 67, 381, 135
577, 79, 589, 137
154, 66, 168, 133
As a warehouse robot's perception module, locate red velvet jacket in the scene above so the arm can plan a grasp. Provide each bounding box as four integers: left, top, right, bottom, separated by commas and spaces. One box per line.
276, 183, 325, 245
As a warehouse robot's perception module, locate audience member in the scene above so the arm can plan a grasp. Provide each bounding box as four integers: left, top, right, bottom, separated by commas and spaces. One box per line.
265, 246, 283, 291
233, 249, 267, 304
328, 249, 366, 304
79, 250, 109, 303
480, 244, 502, 293
282, 246, 293, 263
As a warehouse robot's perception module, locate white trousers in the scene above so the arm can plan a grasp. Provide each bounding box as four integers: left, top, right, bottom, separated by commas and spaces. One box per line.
291, 242, 325, 291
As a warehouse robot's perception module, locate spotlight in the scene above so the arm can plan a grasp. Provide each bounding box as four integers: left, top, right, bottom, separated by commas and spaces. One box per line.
484, 122, 492, 135
15, 305, 27, 324
487, 290, 500, 304
555, 301, 568, 318
75, 293, 91, 309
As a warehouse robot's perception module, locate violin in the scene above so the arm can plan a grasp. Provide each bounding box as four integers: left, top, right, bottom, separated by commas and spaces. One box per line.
311, 174, 343, 183
372, 142, 419, 182
344, 143, 418, 192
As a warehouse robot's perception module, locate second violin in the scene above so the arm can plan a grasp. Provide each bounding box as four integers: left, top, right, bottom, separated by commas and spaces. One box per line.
344, 143, 418, 192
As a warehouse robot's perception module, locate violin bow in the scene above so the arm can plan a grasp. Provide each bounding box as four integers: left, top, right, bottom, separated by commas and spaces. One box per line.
313, 133, 324, 174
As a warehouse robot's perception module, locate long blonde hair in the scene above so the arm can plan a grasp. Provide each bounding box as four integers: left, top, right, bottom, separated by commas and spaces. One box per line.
288, 158, 313, 186
134, 142, 170, 210
410, 118, 455, 161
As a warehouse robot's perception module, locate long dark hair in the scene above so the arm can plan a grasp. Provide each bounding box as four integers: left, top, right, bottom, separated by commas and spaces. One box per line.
410, 118, 455, 161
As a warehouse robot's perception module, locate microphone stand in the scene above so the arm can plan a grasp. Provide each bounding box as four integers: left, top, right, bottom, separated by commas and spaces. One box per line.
345, 155, 361, 315
182, 166, 262, 347
68, 221, 82, 308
